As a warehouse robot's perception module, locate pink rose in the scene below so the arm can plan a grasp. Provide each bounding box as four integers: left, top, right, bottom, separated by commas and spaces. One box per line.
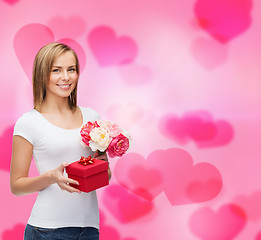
98, 120, 122, 137
80, 121, 100, 146
107, 133, 130, 158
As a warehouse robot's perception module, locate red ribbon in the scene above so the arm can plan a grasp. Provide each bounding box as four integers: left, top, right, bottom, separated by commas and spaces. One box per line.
78, 156, 95, 166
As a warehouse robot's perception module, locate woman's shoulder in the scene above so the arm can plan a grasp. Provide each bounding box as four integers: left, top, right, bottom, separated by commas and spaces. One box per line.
13, 109, 41, 141
14, 109, 41, 128
78, 106, 100, 121
16, 109, 39, 121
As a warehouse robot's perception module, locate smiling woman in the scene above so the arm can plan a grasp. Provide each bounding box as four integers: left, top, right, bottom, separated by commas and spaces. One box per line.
10, 42, 111, 240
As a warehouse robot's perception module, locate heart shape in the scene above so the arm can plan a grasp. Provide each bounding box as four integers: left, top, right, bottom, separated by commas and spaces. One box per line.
196, 120, 234, 148
13, 23, 86, 81
13, 23, 55, 81
234, 191, 261, 221
194, 0, 252, 43
2, 224, 25, 240
159, 111, 234, 148
114, 153, 162, 201
47, 16, 86, 38
88, 25, 138, 67
189, 204, 247, 240
114, 148, 222, 205
102, 184, 154, 223
99, 211, 136, 240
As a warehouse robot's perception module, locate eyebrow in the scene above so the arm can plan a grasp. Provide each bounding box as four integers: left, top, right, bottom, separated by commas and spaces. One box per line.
52, 65, 76, 68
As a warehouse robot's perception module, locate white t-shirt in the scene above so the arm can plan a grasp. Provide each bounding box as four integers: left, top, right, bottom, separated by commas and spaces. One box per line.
13, 106, 100, 229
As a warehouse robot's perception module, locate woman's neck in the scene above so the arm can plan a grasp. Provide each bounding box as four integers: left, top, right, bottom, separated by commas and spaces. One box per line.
40, 97, 71, 114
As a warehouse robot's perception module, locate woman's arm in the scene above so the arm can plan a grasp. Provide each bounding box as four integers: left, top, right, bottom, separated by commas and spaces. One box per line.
10, 135, 80, 196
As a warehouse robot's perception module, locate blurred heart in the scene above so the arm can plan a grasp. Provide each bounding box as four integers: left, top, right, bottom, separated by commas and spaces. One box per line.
114, 153, 163, 201
13, 23, 55, 80
47, 16, 86, 38
234, 191, 261, 221
102, 184, 154, 223
189, 204, 247, 240
88, 25, 138, 67
99, 211, 136, 240
194, 0, 252, 43
2, 223, 25, 240
115, 148, 222, 205
159, 111, 234, 148
13, 23, 86, 81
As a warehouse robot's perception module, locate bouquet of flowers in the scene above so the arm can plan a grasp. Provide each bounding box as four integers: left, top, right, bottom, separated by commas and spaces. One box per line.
80, 120, 131, 158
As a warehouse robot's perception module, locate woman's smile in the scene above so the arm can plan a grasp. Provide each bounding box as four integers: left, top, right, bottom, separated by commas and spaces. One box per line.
57, 84, 72, 90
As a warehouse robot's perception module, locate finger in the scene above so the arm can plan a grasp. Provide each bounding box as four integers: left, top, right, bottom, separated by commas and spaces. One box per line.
62, 162, 70, 167
96, 156, 108, 161
60, 182, 81, 193
66, 177, 79, 186
93, 151, 99, 158
58, 162, 70, 171
66, 184, 81, 193
95, 152, 108, 161
58, 175, 79, 186
94, 151, 107, 158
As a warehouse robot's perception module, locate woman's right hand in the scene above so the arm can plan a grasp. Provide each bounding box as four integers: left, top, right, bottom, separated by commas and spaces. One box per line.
49, 162, 81, 193
10, 136, 81, 196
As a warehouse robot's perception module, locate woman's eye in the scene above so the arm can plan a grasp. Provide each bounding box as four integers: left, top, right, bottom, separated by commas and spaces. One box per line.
52, 69, 60, 72
68, 68, 76, 72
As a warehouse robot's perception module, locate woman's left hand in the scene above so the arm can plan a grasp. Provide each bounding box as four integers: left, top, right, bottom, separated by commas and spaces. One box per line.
93, 150, 111, 180
93, 150, 108, 161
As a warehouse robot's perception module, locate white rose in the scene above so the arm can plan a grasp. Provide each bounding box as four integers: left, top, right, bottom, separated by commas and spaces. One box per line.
89, 127, 111, 152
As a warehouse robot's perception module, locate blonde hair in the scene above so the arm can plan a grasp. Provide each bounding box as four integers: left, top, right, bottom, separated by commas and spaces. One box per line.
32, 42, 80, 111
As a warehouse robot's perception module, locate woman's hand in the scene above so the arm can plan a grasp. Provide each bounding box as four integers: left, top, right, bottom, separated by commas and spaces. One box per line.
93, 151, 111, 180
49, 162, 81, 193
11, 136, 80, 195
93, 150, 108, 161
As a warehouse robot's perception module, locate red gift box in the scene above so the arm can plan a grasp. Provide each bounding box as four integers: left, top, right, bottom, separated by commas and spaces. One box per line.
66, 157, 109, 193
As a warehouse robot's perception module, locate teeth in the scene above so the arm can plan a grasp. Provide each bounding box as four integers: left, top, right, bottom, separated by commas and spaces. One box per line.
58, 84, 70, 88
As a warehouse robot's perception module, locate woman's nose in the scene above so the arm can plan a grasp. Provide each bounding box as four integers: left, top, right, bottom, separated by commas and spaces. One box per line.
61, 70, 69, 80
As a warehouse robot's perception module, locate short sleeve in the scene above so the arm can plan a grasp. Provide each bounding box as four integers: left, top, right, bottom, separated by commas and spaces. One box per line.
80, 107, 101, 123
13, 113, 34, 145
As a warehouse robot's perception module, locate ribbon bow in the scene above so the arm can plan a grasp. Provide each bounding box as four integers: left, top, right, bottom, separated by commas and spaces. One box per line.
78, 156, 95, 166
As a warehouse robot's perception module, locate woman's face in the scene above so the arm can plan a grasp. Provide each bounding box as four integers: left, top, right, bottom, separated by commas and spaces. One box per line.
47, 51, 78, 100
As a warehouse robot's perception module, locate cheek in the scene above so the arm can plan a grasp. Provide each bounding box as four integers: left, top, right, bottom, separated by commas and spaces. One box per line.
47, 76, 58, 90
49, 74, 58, 83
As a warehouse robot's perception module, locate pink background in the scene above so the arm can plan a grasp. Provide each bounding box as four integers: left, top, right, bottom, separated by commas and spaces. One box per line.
1, 0, 261, 239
